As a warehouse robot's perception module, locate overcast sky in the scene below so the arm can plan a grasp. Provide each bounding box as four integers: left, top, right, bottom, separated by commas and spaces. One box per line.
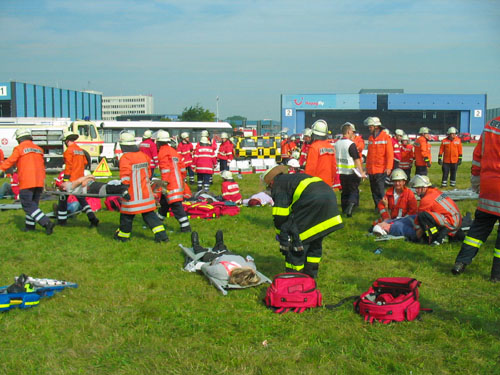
1, 0, 499, 120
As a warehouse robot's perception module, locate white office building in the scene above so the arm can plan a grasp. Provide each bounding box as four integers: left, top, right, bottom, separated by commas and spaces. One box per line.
102, 95, 154, 120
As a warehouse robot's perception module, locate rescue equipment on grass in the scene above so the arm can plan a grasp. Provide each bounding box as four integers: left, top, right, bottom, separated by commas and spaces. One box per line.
264, 272, 322, 314
0, 274, 78, 312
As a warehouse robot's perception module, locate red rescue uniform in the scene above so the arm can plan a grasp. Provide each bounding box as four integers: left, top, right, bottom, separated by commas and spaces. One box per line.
63, 143, 88, 181
377, 187, 418, 221
158, 144, 186, 204
366, 130, 394, 174
304, 139, 338, 187
439, 137, 462, 164
139, 138, 159, 170
415, 187, 461, 233
221, 180, 242, 203
0, 140, 45, 190
414, 135, 432, 167
399, 143, 414, 170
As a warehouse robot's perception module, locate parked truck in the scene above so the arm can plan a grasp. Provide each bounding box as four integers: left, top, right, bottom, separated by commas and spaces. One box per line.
0, 118, 103, 168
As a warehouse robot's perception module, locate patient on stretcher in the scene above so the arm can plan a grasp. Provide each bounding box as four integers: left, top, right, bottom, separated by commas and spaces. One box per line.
59, 176, 129, 197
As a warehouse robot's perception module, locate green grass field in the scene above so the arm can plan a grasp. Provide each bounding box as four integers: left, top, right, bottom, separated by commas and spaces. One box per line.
0, 162, 499, 375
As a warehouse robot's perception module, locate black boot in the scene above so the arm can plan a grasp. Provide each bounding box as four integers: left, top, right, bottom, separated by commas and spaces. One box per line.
213, 230, 227, 251
89, 218, 100, 228
345, 203, 355, 218
44, 221, 55, 235
490, 258, 500, 282
451, 262, 467, 275
191, 231, 206, 254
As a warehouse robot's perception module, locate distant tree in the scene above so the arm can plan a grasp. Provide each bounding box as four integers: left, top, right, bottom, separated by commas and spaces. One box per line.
180, 104, 215, 122
225, 115, 247, 128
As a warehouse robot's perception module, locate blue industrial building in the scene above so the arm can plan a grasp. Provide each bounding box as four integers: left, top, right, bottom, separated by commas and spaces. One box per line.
281, 90, 487, 136
0, 81, 102, 120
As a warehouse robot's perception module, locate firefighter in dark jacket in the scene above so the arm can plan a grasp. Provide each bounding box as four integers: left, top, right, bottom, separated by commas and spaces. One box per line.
263, 165, 344, 278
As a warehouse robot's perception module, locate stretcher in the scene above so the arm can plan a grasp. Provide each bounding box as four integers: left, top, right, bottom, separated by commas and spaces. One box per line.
0, 203, 22, 211
46, 190, 121, 198
179, 244, 272, 296
46, 209, 83, 219
0, 274, 78, 312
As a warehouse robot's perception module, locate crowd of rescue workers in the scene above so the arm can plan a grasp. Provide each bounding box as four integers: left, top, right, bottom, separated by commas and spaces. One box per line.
0, 115, 499, 282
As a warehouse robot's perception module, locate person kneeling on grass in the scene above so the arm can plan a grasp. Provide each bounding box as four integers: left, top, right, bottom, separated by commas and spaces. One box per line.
186, 230, 261, 287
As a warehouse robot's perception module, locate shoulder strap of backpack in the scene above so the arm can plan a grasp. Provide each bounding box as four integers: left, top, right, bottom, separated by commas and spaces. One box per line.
323, 295, 360, 311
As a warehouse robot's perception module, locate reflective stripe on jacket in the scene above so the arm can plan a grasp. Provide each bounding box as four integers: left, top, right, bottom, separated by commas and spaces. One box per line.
415, 187, 462, 233
335, 138, 356, 175
0, 140, 45, 190
472, 117, 500, 216
193, 144, 217, 174
221, 181, 242, 203
414, 135, 431, 166
139, 138, 159, 169
158, 144, 186, 204
439, 137, 462, 164
177, 141, 194, 167
217, 140, 234, 161
366, 130, 394, 174
377, 187, 418, 220
63, 143, 88, 181
271, 173, 343, 243
304, 139, 338, 186
119, 151, 157, 214
399, 144, 414, 169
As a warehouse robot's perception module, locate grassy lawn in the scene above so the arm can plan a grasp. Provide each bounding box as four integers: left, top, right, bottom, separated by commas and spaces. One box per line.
0, 162, 499, 375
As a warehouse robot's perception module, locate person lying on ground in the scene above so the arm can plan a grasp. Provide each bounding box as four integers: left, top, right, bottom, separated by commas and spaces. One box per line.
59, 175, 129, 197
186, 230, 261, 287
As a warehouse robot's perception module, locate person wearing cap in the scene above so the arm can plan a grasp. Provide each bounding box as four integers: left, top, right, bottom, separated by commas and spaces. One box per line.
139, 130, 159, 175
115, 131, 168, 243
364, 116, 394, 209
220, 170, 242, 204
414, 127, 432, 176
155, 130, 191, 233
193, 136, 217, 191
298, 128, 312, 167
0, 128, 54, 234
451, 116, 500, 281
304, 120, 338, 188
409, 174, 462, 246
376, 169, 417, 224
335, 122, 366, 217
438, 127, 462, 187
262, 165, 343, 278
177, 132, 195, 184
217, 132, 234, 172
399, 134, 414, 180
56, 130, 99, 228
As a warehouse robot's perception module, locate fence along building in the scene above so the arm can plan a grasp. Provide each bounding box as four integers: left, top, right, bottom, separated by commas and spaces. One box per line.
0, 81, 102, 120
281, 90, 487, 136
102, 95, 154, 121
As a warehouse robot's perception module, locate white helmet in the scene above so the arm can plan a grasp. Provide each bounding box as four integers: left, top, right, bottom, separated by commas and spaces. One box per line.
290, 135, 296, 141
283, 134, 289, 139
364, 117, 382, 127
311, 119, 328, 136
180, 132, 189, 140
119, 132, 136, 146
199, 136, 210, 144
303, 128, 313, 137
61, 130, 79, 141
419, 127, 430, 134
383, 129, 391, 135
409, 174, 432, 188
390, 168, 407, 181
201, 130, 209, 137
14, 128, 31, 139
402, 134, 410, 141
221, 170, 233, 180
447, 127, 458, 134
395, 129, 405, 136
287, 159, 300, 168
343, 122, 356, 132
221, 132, 228, 139
157, 130, 170, 142
143, 130, 153, 139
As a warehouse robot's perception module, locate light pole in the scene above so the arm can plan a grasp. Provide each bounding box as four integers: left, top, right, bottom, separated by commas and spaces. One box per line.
216, 96, 219, 122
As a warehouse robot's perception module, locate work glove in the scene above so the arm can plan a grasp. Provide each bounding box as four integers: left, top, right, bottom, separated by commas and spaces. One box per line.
426, 161, 431, 168
470, 175, 480, 193
458, 156, 462, 166
438, 157, 443, 166
122, 190, 131, 201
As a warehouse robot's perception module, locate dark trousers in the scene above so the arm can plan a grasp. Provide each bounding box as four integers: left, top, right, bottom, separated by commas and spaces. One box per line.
441, 163, 458, 186
417, 211, 448, 243
285, 237, 323, 279
415, 165, 428, 176
186, 166, 195, 182
19, 188, 49, 230
369, 173, 386, 208
197, 173, 212, 191
219, 159, 229, 172
455, 210, 500, 276
158, 195, 191, 232
340, 173, 360, 211
117, 211, 167, 241
57, 195, 97, 224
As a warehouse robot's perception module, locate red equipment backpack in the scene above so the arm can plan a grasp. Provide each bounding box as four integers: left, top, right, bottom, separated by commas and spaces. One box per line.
353, 277, 431, 324
265, 273, 322, 314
